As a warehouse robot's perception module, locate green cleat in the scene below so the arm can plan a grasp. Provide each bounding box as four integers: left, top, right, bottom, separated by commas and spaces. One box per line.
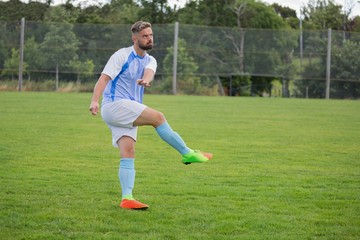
182, 150, 212, 165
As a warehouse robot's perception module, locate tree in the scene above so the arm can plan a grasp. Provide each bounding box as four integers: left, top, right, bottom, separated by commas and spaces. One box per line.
331, 40, 360, 98
40, 6, 79, 86
68, 57, 95, 86
24, 1, 49, 21
237, 0, 287, 29
234, 0, 291, 95
138, 0, 175, 23
296, 0, 356, 98
177, 0, 237, 26
273, 29, 299, 97
24, 37, 42, 81
271, 3, 299, 29
1, 48, 28, 80
104, 0, 140, 24
162, 38, 201, 94
44, 4, 79, 23
176, 1, 203, 25
271, 3, 297, 19
0, 23, 8, 72
76, 5, 107, 24
196, 0, 237, 26
176, 0, 297, 96
349, 16, 360, 32
302, 0, 343, 30
295, 31, 327, 98
40, 23, 79, 69
0, 0, 25, 21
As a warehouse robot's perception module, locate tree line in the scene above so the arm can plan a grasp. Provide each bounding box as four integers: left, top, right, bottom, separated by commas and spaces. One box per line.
1, 0, 359, 30
0, 0, 359, 98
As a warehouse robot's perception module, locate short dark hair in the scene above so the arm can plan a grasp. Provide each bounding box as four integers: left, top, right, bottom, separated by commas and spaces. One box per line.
131, 21, 152, 34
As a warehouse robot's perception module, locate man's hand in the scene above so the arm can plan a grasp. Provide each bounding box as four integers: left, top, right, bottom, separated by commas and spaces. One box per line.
89, 101, 99, 115
137, 79, 151, 87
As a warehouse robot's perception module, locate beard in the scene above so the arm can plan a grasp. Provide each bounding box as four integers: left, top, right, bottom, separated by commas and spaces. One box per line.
138, 42, 153, 51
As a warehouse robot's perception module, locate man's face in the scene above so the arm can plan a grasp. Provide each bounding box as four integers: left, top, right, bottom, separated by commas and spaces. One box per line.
135, 27, 153, 51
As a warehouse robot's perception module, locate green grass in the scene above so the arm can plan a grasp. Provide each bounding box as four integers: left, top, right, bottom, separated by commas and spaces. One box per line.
0, 92, 359, 239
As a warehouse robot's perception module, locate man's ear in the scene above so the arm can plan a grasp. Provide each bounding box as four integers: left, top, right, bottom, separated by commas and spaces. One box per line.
131, 34, 137, 43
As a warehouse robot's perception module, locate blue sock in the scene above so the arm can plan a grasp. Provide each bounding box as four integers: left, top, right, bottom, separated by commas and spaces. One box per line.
119, 158, 135, 200
155, 122, 191, 155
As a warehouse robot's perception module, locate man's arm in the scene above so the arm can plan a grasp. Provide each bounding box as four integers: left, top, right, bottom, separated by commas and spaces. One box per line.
89, 74, 111, 115
137, 68, 155, 87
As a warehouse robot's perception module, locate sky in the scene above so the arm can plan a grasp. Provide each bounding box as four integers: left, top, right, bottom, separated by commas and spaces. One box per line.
261, 0, 360, 17
173, 0, 360, 17
65, 0, 360, 17
8, 0, 360, 17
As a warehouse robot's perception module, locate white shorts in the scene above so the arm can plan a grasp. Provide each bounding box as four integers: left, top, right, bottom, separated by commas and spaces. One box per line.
101, 99, 147, 147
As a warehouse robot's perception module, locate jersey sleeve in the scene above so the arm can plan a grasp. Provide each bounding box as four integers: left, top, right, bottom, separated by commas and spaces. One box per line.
102, 49, 126, 80
145, 56, 157, 73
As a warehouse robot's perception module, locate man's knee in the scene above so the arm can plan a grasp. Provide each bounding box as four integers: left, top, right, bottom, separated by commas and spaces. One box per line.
118, 137, 136, 158
154, 111, 166, 127
121, 146, 135, 158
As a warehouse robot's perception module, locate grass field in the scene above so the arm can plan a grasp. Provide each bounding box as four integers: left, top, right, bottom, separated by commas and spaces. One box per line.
0, 92, 359, 239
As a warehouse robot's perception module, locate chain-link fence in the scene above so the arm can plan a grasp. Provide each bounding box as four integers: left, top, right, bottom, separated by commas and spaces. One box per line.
1, 20, 359, 98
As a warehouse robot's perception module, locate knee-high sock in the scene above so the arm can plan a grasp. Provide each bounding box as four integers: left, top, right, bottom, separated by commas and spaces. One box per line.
119, 158, 135, 200
155, 122, 191, 155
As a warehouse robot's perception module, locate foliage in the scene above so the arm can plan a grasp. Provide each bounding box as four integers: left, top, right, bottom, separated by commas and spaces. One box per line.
68, 57, 95, 83
350, 16, 360, 32
40, 7, 80, 72
176, 0, 203, 25
295, 29, 327, 98
297, 65, 326, 99
1, 48, 28, 80
271, 3, 297, 19
177, 0, 288, 29
40, 23, 79, 70
0, 0, 48, 21
191, 0, 237, 26
235, 0, 287, 29
0, 0, 360, 98
24, 37, 42, 80
220, 75, 251, 96
302, 0, 343, 30
161, 38, 201, 94
0, 23, 8, 70
331, 40, 360, 98
138, 0, 176, 23
104, 0, 141, 24
271, 3, 299, 29
0, 0, 357, 32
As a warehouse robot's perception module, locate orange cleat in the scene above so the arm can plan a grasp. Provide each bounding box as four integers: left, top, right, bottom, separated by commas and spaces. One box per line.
120, 199, 149, 210
201, 152, 213, 160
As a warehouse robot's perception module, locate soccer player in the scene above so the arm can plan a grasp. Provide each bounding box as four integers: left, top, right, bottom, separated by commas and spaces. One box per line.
89, 21, 212, 210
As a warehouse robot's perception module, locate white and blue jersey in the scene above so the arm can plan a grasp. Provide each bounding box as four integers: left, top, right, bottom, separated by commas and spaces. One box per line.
101, 46, 157, 105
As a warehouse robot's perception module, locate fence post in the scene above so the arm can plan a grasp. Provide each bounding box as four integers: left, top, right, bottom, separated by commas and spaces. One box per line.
18, 17, 25, 92
325, 28, 332, 99
56, 64, 59, 90
299, 10, 303, 71
172, 22, 179, 95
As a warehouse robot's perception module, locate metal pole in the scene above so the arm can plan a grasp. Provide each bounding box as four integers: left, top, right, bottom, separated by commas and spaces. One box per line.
325, 28, 332, 99
172, 22, 179, 95
343, 0, 346, 42
18, 17, 25, 92
229, 75, 232, 96
299, 8, 303, 70
56, 63, 59, 90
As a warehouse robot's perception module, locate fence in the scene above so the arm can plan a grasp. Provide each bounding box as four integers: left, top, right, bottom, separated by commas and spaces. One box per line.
0, 20, 359, 98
